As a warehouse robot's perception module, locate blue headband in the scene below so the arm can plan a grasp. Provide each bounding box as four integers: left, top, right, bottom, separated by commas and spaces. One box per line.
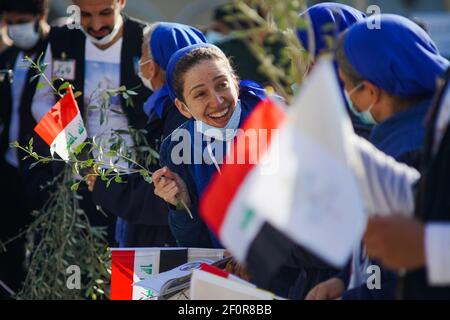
150, 22, 207, 71
344, 14, 449, 98
297, 2, 366, 57
166, 43, 222, 102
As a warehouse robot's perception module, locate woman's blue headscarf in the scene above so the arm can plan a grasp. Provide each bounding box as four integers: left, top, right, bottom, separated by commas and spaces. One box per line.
344, 14, 449, 98
166, 43, 220, 103
297, 2, 366, 57
144, 23, 206, 118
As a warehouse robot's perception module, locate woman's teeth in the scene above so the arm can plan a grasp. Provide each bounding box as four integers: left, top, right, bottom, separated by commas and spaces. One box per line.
208, 107, 229, 119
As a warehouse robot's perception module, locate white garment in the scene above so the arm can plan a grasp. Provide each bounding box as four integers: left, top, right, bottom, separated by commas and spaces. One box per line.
355, 135, 450, 285
426, 223, 450, 285
345, 136, 419, 291
84, 38, 133, 169
5, 52, 32, 167
354, 135, 420, 217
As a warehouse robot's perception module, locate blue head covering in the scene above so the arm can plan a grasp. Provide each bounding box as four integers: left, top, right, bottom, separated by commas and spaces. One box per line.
166, 43, 221, 103
297, 2, 366, 57
344, 14, 450, 98
150, 22, 207, 71
144, 23, 206, 118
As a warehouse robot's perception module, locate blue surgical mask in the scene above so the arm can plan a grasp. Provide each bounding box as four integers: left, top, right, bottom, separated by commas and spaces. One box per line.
345, 83, 377, 125
191, 100, 242, 141
7, 19, 40, 50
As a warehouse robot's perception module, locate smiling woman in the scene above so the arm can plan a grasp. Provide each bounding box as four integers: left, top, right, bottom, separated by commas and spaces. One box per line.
152, 43, 268, 249
171, 45, 240, 128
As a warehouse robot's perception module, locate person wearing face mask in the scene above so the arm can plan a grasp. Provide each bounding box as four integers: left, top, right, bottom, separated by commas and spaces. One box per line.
153, 44, 321, 297
29, 0, 152, 246
306, 14, 449, 300
251, 2, 368, 300
0, 0, 51, 298
87, 22, 206, 248
152, 43, 268, 249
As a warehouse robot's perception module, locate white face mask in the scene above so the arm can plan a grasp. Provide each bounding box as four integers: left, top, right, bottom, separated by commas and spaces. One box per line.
8, 20, 40, 50
138, 59, 154, 91
81, 14, 123, 46
192, 100, 242, 141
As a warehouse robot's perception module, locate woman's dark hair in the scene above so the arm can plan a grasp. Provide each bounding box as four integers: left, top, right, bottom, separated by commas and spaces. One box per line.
2, 0, 49, 15
335, 31, 364, 87
172, 46, 239, 102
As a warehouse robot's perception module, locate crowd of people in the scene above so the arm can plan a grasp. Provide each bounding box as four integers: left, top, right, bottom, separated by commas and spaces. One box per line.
1, 0, 449, 300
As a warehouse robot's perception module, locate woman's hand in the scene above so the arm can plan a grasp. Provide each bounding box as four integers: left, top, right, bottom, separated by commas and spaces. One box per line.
305, 277, 346, 300
153, 166, 191, 209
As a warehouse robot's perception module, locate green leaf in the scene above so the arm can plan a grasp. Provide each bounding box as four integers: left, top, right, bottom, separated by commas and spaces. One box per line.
40, 63, 48, 74
70, 182, 80, 191
51, 76, 65, 83
113, 129, 130, 135
74, 141, 88, 155
29, 162, 39, 170
126, 90, 138, 96
143, 175, 152, 184
149, 148, 160, 160
84, 159, 94, 168
29, 74, 41, 83
127, 98, 134, 108
176, 200, 184, 210
9, 141, 20, 148
104, 151, 116, 158
109, 108, 125, 115
36, 82, 45, 91
74, 91, 82, 98
58, 82, 71, 93
101, 91, 109, 101
114, 175, 123, 183
100, 110, 105, 125
139, 169, 149, 177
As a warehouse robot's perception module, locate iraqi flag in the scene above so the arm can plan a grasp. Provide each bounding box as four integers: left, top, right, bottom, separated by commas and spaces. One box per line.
200, 58, 367, 279
110, 247, 224, 300
34, 86, 87, 160
200, 97, 297, 283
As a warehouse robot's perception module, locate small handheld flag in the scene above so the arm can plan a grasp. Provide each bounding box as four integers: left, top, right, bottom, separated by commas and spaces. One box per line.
34, 86, 87, 160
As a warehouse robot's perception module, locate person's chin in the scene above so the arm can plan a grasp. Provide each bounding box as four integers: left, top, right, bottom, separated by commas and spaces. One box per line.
89, 29, 111, 39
